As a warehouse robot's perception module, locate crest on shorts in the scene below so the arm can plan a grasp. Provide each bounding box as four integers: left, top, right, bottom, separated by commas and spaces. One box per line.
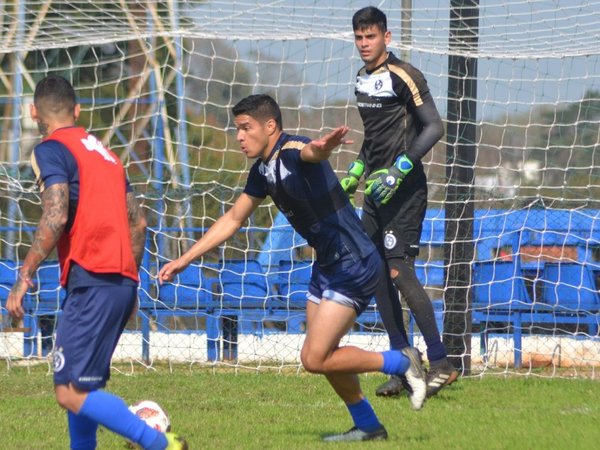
53, 347, 65, 372
384, 231, 397, 250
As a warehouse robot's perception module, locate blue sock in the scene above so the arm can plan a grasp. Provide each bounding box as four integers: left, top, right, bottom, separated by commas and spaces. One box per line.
347, 398, 382, 433
68, 410, 98, 450
79, 391, 168, 450
381, 350, 410, 375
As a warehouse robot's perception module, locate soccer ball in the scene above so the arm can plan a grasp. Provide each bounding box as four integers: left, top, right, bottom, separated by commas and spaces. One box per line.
129, 400, 171, 433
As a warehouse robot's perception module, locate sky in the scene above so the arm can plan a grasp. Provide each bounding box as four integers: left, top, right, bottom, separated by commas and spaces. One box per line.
185, 0, 600, 121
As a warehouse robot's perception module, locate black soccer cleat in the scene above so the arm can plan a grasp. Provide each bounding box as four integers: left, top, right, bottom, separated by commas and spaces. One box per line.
323, 426, 388, 442
375, 374, 406, 397
426, 360, 459, 398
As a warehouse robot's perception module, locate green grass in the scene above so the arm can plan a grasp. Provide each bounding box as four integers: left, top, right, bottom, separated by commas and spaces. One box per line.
1, 364, 599, 449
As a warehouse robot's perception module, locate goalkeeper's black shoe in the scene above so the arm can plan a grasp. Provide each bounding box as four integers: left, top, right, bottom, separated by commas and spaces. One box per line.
323, 426, 388, 442
375, 375, 406, 397
426, 360, 459, 398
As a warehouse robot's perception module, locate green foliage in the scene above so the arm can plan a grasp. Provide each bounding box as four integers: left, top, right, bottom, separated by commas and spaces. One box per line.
1, 365, 599, 449
475, 89, 600, 209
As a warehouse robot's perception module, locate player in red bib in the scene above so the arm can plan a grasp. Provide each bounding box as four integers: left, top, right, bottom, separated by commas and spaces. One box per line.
6, 76, 186, 450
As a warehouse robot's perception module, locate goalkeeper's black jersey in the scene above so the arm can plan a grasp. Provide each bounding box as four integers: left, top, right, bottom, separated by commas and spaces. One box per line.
355, 52, 431, 185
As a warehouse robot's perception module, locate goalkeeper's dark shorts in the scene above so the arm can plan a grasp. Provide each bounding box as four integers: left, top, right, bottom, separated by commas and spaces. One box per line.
362, 177, 427, 260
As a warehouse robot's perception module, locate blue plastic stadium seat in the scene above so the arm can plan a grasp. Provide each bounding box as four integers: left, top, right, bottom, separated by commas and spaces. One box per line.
1, 260, 64, 309
29, 261, 64, 312
155, 262, 209, 309
275, 259, 312, 309
540, 262, 600, 312
472, 260, 533, 308
207, 259, 273, 309
142, 261, 216, 363
0, 260, 62, 357
201, 259, 282, 360
472, 259, 534, 369
0, 260, 17, 303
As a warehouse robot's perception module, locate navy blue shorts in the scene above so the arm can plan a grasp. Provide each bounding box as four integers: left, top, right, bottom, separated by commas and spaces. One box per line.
53, 284, 136, 391
307, 250, 383, 315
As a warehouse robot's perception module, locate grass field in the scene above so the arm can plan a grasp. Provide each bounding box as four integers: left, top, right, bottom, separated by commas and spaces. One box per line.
1, 364, 599, 449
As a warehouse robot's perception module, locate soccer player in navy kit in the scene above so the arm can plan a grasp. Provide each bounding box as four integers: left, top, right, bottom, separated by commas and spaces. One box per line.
340, 7, 458, 398
159, 94, 427, 442
6, 76, 187, 450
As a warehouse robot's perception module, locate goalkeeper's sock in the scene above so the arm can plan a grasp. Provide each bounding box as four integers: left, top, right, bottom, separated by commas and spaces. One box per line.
389, 333, 410, 351
79, 390, 168, 450
347, 398, 382, 433
380, 350, 410, 375
424, 340, 448, 364
68, 410, 98, 450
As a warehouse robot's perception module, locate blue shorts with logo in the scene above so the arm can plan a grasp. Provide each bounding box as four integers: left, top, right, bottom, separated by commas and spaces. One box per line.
53, 284, 136, 391
307, 249, 383, 315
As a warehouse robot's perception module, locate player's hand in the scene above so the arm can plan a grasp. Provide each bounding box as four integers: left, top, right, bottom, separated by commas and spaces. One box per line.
364, 154, 414, 205
6, 274, 33, 321
311, 126, 354, 154
340, 159, 365, 207
158, 258, 188, 285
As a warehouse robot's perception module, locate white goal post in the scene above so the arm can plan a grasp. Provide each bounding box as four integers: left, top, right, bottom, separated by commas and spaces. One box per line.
0, 1, 599, 377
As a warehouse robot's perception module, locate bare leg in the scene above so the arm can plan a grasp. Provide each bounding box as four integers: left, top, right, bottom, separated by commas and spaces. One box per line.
304, 301, 362, 403
304, 300, 391, 442
55, 383, 89, 413
302, 300, 384, 403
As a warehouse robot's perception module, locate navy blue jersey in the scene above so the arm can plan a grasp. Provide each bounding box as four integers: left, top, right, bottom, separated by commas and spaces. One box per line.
30, 127, 135, 289
243, 133, 376, 267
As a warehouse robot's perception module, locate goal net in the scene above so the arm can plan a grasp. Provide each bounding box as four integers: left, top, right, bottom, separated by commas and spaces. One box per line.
0, 1, 599, 377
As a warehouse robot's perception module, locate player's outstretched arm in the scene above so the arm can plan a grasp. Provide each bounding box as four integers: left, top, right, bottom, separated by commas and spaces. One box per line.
7, 183, 69, 320
301, 126, 354, 163
158, 193, 262, 284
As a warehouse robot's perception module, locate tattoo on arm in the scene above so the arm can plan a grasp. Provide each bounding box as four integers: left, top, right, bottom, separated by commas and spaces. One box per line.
9, 277, 29, 296
127, 191, 147, 268
21, 183, 69, 277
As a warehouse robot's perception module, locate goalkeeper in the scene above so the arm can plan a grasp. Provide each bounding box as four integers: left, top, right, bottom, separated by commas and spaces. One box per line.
342, 6, 458, 398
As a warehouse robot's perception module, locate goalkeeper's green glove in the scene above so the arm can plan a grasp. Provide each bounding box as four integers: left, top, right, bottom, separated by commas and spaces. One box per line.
339, 159, 365, 207
364, 154, 414, 205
